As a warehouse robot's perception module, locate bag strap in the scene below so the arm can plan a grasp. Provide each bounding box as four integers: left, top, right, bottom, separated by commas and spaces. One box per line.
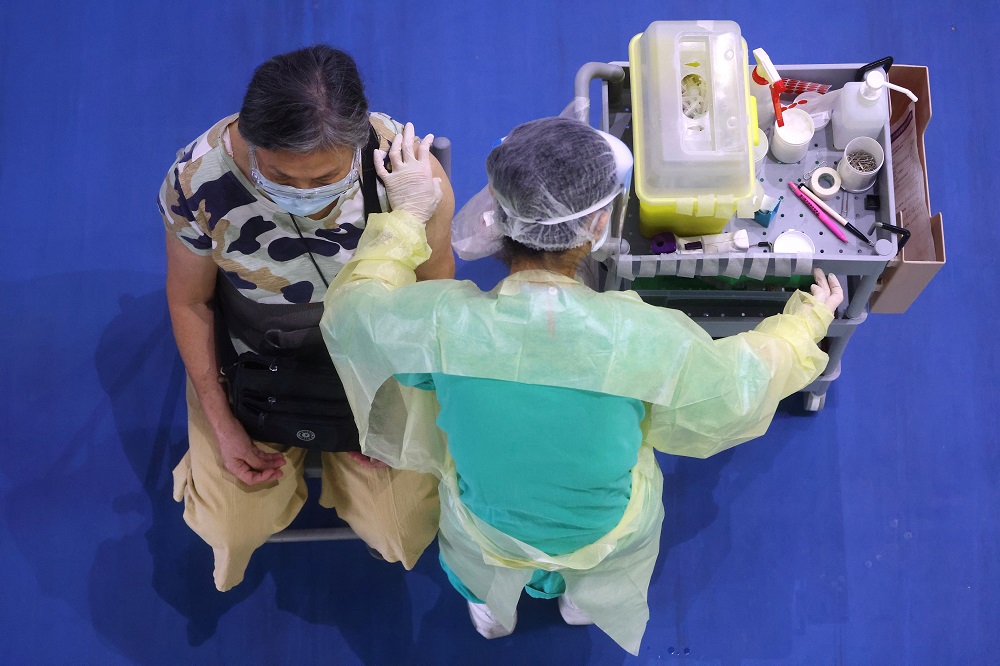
360, 124, 384, 220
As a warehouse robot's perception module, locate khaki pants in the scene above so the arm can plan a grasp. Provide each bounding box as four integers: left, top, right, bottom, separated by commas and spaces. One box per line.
172, 379, 440, 591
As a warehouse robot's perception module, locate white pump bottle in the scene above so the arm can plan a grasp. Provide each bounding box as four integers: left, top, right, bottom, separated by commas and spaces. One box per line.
832, 69, 917, 150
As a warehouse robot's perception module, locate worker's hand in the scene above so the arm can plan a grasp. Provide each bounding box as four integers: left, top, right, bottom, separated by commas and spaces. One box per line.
215, 419, 286, 485
374, 122, 442, 223
347, 451, 390, 469
810, 269, 843, 313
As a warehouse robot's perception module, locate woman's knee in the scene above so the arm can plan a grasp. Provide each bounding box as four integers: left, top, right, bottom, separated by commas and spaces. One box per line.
180, 480, 305, 551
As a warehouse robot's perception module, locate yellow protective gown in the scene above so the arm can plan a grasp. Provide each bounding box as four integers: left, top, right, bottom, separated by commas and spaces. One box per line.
320, 211, 832, 654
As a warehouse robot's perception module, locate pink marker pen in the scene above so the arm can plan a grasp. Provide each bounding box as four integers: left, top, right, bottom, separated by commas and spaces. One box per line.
787, 181, 848, 242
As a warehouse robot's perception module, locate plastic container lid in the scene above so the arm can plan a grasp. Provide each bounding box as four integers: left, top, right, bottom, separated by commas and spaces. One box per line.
772, 229, 816, 254
628, 21, 755, 203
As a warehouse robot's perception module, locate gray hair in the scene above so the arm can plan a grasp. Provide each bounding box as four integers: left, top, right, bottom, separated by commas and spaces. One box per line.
238, 45, 370, 153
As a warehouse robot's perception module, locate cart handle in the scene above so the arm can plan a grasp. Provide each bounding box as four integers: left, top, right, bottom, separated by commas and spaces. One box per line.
573, 63, 626, 122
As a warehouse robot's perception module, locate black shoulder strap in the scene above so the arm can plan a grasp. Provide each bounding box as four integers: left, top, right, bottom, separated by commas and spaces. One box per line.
360, 125, 383, 220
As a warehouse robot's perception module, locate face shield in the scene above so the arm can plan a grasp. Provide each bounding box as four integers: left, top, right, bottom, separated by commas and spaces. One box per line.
592, 130, 633, 256
451, 120, 634, 261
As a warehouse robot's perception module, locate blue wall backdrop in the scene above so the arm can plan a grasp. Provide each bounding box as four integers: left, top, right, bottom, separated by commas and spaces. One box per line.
0, 1, 996, 664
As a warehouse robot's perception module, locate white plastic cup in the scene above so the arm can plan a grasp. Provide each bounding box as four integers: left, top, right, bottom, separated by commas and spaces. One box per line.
838, 136, 885, 193
770, 108, 815, 164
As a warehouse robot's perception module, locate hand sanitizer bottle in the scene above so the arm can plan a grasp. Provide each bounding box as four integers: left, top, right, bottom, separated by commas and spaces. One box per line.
832, 69, 917, 150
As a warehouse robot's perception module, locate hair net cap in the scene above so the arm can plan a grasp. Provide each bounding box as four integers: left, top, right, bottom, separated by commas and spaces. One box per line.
486, 117, 633, 252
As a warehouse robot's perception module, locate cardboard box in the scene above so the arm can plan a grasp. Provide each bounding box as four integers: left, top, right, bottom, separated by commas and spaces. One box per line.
869, 64, 946, 314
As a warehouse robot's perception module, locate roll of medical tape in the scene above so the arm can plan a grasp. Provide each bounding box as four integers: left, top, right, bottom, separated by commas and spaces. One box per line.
809, 167, 842, 200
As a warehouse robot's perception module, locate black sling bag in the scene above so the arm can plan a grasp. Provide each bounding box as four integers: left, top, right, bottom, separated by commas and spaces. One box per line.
213, 126, 384, 452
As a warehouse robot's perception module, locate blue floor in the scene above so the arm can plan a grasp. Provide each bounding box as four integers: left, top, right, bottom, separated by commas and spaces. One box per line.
1, 2, 996, 664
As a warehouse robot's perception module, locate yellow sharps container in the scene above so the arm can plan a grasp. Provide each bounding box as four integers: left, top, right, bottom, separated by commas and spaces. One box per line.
629, 21, 758, 237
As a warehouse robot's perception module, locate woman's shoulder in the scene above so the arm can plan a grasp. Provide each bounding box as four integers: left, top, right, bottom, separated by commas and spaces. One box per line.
165, 114, 239, 197
173, 114, 238, 164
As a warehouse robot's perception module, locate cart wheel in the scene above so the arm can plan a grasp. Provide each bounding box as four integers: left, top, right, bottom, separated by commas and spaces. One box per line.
803, 392, 826, 412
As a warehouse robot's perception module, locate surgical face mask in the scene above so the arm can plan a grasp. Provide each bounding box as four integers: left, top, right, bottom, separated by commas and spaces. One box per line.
249, 146, 360, 216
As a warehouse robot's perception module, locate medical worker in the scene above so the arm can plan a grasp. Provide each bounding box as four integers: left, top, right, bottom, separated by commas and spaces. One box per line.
320, 117, 842, 654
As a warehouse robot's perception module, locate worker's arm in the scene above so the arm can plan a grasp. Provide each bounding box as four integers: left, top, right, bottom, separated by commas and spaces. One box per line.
646, 271, 841, 458
320, 124, 447, 375
319, 124, 450, 468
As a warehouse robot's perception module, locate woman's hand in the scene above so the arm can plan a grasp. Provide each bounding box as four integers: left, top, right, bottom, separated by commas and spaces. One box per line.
810, 268, 843, 313
347, 451, 390, 469
374, 122, 442, 223
215, 419, 287, 485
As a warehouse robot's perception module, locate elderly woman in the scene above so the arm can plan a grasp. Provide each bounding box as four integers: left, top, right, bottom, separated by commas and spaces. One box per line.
160, 45, 453, 592
320, 116, 841, 653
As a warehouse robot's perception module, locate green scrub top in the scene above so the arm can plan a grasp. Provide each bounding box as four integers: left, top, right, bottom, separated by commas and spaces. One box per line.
397, 372, 645, 555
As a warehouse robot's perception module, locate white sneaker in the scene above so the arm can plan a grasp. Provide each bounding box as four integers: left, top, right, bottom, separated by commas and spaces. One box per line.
467, 601, 515, 639
558, 595, 594, 626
